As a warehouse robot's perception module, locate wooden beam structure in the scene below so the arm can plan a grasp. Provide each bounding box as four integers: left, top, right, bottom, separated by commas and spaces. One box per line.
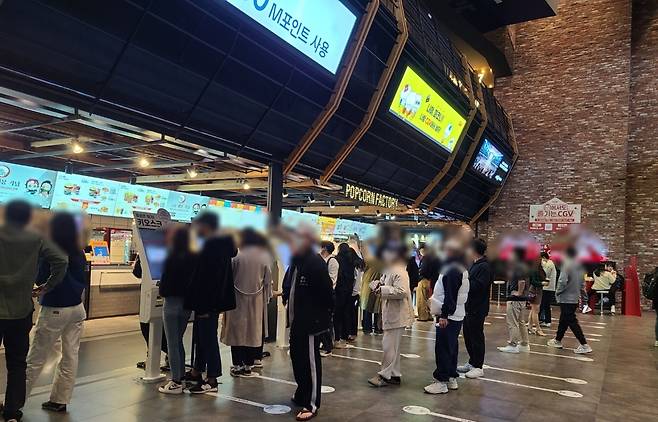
412, 56, 477, 209
283, 0, 380, 176
320, 0, 408, 183
137, 170, 267, 184
177, 179, 320, 192
300, 205, 410, 216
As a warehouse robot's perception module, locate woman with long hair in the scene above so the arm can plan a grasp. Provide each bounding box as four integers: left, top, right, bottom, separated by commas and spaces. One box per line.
25, 212, 87, 413
527, 257, 547, 336
333, 243, 356, 348
158, 225, 197, 395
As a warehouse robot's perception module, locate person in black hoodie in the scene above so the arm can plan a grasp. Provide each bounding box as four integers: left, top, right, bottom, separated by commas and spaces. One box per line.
185, 212, 237, 394
158, 226, 196, 395
286, 225, 333, 421
333, 243, 356, 348
457, 238, 492, 379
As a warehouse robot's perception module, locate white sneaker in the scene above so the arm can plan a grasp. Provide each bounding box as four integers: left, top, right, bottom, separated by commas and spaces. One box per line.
252, 359, 264, 368
497, 344, 520, 354
654, 340, 658, 347
465, 367, 484, 379
539, 322, 551, 328
457, 363, 473, 373
334, 340, 347, 349
447, 378, 459, 390
610, 305, 616, 315
424, 381, 448, 394
319, 350, 332, 357
159, 380, 183, 395
547, 339, 563, 349
582, 305, 592, 314
518, 344, 530, 352
574, 344, 593, 354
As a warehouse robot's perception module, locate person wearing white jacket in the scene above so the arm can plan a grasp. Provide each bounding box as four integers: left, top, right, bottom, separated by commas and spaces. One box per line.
424, 239, 470, 395
367, 244, 414, 388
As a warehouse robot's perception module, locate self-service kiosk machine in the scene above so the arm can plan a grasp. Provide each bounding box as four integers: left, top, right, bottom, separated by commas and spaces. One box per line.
133, 209, 171, 383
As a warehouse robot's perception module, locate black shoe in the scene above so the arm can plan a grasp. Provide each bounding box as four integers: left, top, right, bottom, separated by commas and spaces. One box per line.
187, 380, 218, 394
385, 376, 401, 385
42, 401, 67, 413
183, 371, 203, 386
160, 364, 171, 372
136, 361, 146, 370
261, 351, 271, 358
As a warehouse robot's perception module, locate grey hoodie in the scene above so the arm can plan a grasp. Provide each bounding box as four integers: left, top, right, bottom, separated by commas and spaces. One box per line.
555, 259, 584, 304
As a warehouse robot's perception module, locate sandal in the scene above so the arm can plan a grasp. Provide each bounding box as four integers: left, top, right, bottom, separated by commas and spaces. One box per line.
296, 409, 317, 421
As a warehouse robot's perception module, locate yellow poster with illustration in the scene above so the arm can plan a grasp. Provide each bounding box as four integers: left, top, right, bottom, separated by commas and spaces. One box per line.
389, 66, 467, 152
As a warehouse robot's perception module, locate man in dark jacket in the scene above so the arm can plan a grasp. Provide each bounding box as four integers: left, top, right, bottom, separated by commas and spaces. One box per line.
185, 212, 237, 393
458, 238, 492, 379
287, 226, 334, 420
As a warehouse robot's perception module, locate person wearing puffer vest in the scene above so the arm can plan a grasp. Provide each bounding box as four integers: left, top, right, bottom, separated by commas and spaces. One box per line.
424, 240, 470, 395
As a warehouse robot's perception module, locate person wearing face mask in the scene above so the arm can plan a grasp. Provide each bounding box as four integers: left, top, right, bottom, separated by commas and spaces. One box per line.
184, 212, 237, 394
286, 225, 333, 421
367, 242, 414, 388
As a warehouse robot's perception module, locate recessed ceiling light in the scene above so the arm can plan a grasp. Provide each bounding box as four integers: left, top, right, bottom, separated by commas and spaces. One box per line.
138, 157, 150, 168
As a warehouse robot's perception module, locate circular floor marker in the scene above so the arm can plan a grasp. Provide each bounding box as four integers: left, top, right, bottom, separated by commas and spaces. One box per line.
264, 405, 292, 414
565, 378, 588, 385
402, 353, 421, 359
557, 390, 583, 398
321, 386, 335, 393
403, 406, 432, 415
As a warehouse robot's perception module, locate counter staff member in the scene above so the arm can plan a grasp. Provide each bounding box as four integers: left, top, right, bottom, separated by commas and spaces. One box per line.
0, 200, 68, 422
286, 225, 333, 421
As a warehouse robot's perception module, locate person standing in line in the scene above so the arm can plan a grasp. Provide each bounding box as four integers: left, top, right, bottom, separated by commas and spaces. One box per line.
360, 255, 384, 335
406, 245, 422, 312
185, 212, 237, 394
527, 257, 546, 336
424, 239, 470, 394
222, 228, 272, 377
548, 247, 592, 354
348, 246, 365, 341
24, 212, 87, 412
333, 243, 356, 349
457, 238, 492, 380
157, 226, 196, 395
497, 248, 530, 354
0, 201, 68, 422
318, 241, 338, 357
539, 252, 557, 327
367, 243, 414, 388
287, 226, 334, 421
417, 245, 441, 321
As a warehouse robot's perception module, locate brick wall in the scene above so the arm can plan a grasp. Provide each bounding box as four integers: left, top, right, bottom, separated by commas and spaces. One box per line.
625, 0, 658, 274
486, 0, 633, 263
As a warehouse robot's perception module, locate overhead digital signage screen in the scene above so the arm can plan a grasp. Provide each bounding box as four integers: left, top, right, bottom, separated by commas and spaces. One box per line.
165, 192, 209, 222
223, 0, 357, 74
50, 172, 120, 216
114, 184, 170, 218
0, 161, 57, 209
472, 139, 511, 184
389, 66, 467, 153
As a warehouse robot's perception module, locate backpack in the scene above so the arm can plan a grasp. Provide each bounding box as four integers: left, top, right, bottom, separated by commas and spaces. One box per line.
642, 268, 658, 300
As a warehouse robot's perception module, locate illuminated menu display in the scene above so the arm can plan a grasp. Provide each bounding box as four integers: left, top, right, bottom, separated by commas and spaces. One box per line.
389, 66, 467, 152
165, 192, 209, 222
114, 184, 170, 217
0, 161, 57, 209
50, 173, 120, 216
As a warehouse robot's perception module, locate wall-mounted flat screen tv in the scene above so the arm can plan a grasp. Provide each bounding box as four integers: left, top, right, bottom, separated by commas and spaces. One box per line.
389, 66, 467, 153
472, 139, 510, 184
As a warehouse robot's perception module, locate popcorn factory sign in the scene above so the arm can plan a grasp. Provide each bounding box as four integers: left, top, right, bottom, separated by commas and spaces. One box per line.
529, 197, 581, 232
344, 184, 398, 209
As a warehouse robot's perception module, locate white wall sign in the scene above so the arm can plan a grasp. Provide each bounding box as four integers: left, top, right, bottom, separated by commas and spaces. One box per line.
529, 197, 581, 232
224, 0, 357, 74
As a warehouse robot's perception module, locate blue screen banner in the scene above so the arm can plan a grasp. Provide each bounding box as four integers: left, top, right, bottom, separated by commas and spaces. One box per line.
0, 161, 57, 209
224, 0, 357, 74
50, 173, 121, 216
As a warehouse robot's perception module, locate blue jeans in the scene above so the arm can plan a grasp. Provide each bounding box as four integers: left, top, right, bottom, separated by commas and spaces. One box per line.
162, 297, 191, 382
433, 320, 463, 382
193, 312, 221, 378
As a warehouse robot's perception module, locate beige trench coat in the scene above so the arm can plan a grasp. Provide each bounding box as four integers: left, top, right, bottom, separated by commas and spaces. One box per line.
220, 246, 273, 347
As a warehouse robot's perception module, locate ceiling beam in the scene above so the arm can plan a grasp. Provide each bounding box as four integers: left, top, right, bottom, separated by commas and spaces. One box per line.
0, 115, 79, 134
283, 0, 380, 175
300, 205, 410, 216
136, 170, 268, 184
30, 136, 93, 148
177, 179, 319, 192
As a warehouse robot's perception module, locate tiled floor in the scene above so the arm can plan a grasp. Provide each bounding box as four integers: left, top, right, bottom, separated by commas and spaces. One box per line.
2, 306, 657, 422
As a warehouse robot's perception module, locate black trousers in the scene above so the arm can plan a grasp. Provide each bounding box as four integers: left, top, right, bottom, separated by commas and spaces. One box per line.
556, 303, 587, 344
193, 312, 221, 378
348, 295, 359, 336
0, 314, 32, 420
433, 320, 462, 382
539, 291, 555, 324
333, 299, 350, 341
462, 314, 486, 369
140, 322, 168, 354
290, 325, 322, 412
231, 346, 259, 367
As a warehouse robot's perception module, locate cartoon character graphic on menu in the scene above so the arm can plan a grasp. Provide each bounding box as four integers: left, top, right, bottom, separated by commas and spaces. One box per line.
192, 203, 201, 215
399, 84, 422, 118
25, 179, 39, 195
39, 181, 53, 198
0, 165, 10, 178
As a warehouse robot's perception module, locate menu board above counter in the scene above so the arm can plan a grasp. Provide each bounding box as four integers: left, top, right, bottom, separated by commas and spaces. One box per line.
165, 191, 209, 222
50, 172, 120, 216
114, 184, 170, 218
0, 161, 57, 209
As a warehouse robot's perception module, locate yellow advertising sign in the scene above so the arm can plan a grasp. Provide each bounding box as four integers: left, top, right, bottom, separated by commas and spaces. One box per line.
389, 66, 467, 152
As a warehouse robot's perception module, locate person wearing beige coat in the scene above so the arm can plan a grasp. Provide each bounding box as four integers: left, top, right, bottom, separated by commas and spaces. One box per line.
221, 230, 273, 377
